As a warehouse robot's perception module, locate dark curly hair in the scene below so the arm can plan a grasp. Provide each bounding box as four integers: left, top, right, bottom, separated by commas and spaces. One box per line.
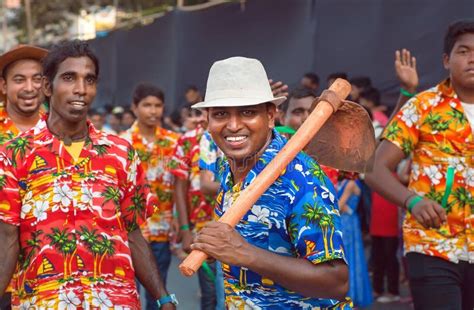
132, 82, 165, 105
42, 40, 99, 84
444, 19, 474, 55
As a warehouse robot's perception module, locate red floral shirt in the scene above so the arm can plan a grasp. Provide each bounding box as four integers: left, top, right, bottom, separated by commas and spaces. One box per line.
0, 105, 24, 145
122, 122, 180, 242
0, 117, 156, 308
169, 127, 214, 231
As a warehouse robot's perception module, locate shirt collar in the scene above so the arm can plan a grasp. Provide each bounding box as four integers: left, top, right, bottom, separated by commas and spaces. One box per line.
0, 105, 8, 123
438, 78, 458, 99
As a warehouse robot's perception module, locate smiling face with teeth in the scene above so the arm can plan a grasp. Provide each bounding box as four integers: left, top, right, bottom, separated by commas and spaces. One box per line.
44, 56, 97, 129
1, 59, 44, 117
208, 103, 276, 178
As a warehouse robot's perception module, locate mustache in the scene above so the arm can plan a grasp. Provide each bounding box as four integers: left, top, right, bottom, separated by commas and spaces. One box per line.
18, 90, 40, 100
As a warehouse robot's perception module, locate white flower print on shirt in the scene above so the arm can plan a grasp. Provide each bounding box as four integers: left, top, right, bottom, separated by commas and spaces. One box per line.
400, 103, 419, 128
423, 165, 443, 185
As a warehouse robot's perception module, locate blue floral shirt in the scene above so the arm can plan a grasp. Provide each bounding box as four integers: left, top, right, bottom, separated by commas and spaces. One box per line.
199, 131, 224, 177
214, 130, 351, 309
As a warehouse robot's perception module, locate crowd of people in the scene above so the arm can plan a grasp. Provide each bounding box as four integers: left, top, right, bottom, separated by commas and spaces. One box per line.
0, 18, 472, 310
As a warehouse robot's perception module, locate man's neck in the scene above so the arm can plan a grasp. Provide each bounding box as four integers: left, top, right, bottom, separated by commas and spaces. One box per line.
137, 122, 158, 142
452, 82, 474, 104
6, 104, 40, 132
229, 158, 257, 185
47, 114, 88, 141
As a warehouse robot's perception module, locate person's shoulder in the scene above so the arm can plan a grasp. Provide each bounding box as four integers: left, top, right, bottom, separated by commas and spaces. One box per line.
95, 131, 135, 152
183, 128, 200, 138
119, 128, 132, 143
411, 82, 445, 108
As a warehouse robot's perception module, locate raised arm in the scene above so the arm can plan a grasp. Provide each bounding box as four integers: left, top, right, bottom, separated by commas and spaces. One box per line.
389, 49, 419, 122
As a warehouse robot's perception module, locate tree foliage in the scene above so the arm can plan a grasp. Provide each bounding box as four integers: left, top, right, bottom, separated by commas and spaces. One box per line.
11, 0, 181, 44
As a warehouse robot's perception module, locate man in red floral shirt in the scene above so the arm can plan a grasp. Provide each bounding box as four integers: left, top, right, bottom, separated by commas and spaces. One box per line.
0, 44, 48, 309
0, 40, 176, 309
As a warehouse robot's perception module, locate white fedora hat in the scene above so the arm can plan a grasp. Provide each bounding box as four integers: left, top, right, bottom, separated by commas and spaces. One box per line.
192, 56, 286, 109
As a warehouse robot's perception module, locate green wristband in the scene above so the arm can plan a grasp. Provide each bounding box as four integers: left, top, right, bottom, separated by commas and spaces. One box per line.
180, 224, 190, 231
407, 195, 423, 212
400, 88, 416, 98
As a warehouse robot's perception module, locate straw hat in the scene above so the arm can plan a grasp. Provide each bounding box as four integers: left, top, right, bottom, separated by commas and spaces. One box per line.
192, 56, 286, 109
0, 45, 48, 102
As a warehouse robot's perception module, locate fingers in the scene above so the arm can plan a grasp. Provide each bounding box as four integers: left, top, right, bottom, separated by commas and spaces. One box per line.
412, 200, 447, 229
402, 49, 411, 66
395, 50, 401, 63
268, 78, 289, 97
411, 56, 417, 69
424, 206, 440, 228
432, 203, 447, 223
416, 210, 433, 229
271, 81, 283, 90
190, 242, 212, 255
396, 49, 416, 68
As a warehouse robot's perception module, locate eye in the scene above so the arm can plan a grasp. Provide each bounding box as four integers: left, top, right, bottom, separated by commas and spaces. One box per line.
212, 111, 227, 118
458, 49, 469, 55
32, 76, 42, 84
241, 109, 256, 116
85, 76, 97, 85
62, 74, 73, 82
13, 77, 25, 84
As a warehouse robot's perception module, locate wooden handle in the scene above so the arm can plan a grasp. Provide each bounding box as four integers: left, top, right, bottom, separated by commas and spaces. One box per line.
179, 78, 351, 276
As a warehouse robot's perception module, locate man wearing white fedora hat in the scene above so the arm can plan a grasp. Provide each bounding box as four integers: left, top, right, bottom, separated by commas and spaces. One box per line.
191, 57, 350, 309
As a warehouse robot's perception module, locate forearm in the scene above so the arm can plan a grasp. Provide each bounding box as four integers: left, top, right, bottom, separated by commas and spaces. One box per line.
200, 181, 220, 196
0, 223, 19, 296
174, 178, 190, 226
128, 229, 168, 300
200, 171, 220, 196
365, 142, 413, 208
244, 245, 348, 300
366, 165, 411, 207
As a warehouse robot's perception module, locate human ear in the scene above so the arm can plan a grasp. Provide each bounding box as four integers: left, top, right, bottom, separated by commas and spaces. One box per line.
42, 76, 52, 97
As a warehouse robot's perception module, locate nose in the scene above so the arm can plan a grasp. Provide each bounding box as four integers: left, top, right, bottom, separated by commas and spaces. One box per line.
226, 113, 242, 131
24, 78, 34, 92
73, 79, 86, 96
469, 50, 474, 63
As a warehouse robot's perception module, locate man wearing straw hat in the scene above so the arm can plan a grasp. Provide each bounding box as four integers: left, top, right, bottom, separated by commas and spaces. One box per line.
0, 44, 47, 143
190, 57, 350, 309
0, 44, 48, 309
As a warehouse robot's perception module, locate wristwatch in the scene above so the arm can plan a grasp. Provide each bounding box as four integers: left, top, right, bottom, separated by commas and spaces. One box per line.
156, 294, 178, 308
